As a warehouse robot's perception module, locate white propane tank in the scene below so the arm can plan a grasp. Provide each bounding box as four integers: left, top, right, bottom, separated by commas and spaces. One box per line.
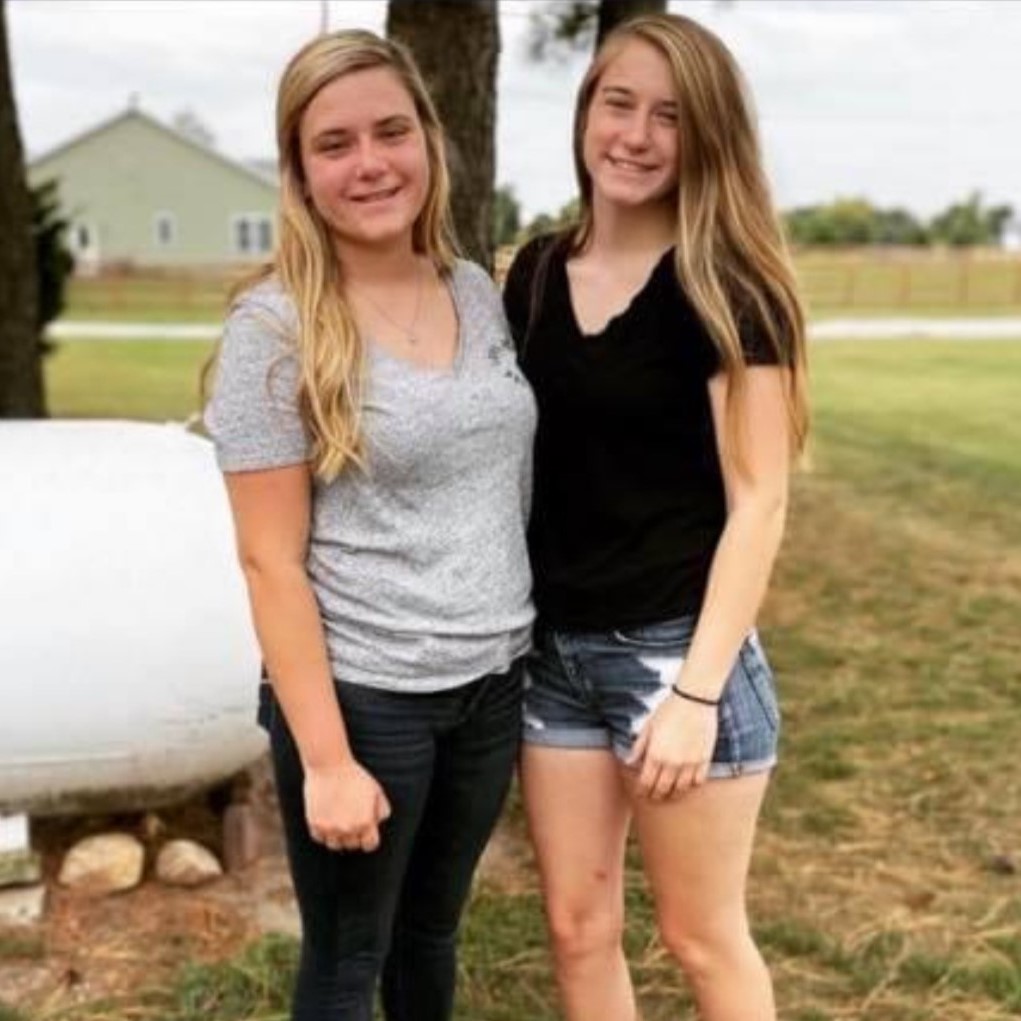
0, 420, 266, 815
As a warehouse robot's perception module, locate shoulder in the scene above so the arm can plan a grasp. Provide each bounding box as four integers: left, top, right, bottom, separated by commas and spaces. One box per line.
505, 233, 562, 287
228, 273, 298, 339
451, 257, 498, 294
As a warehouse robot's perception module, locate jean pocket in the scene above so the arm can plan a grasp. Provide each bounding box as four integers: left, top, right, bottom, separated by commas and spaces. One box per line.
738, 638, 780, 732
611, 615, 696, 650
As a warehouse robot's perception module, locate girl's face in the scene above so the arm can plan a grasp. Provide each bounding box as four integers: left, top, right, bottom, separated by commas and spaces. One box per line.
582, 38, 680, 211
298, 66, 430, 251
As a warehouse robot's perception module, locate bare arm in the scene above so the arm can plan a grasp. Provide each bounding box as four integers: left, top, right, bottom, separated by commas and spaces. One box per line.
224, 465, 390, 850
632, 366, 790, 798
675, 366, 790, 701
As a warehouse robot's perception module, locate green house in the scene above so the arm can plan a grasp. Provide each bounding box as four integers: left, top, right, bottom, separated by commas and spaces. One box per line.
28, 106, 279, 271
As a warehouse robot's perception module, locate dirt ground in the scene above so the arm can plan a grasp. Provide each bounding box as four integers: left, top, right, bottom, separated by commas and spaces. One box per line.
0, 756, 528, 1018
0, 755, 296, 1015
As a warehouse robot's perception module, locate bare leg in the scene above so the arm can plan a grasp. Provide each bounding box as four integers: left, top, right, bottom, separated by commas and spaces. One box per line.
630, 772, 775, 1021
521, 745, 636, 1021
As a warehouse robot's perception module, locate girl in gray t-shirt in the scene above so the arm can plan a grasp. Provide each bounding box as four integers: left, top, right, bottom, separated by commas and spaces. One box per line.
205, 30, 534, 1021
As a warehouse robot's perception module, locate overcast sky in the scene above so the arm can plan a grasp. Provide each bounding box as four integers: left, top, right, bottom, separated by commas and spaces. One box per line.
8, 0, 1021, 220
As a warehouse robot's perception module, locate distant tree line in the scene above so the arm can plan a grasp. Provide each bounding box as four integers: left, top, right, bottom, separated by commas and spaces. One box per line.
499, 190, 1017, 250
784, 193, 1014, 248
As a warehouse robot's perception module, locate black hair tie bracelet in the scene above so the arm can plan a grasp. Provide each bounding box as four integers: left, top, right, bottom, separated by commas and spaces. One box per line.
671, 684, 720, 707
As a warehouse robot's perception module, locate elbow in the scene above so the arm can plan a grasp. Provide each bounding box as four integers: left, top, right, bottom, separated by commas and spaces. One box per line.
728, 488, 788, 532
236, 547, 306, 587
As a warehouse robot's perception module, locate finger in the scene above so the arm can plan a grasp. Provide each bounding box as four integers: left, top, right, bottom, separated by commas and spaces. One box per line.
675, 765, 700, 794
628, 727, 650, 767
360, 826, 381, 853
692, 762, 711, 787
651, 764, 681, 802
376, 790, 392, 822
638, 759, 662, 798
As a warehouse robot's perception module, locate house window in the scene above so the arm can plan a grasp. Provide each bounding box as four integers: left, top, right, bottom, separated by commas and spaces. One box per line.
257, 218, 272, 253
232, 214, 273, 256
154, 212, 176, 247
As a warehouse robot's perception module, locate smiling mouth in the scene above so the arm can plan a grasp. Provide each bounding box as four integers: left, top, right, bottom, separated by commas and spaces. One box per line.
351, 185, 402, 204
607, 156, 657, 174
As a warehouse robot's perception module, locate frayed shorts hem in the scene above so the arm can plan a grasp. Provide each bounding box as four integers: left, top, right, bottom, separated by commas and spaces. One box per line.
522, 727, 776, 780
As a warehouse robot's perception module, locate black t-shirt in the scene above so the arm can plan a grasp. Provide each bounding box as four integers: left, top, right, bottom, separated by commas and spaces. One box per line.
503, 235, 780, 630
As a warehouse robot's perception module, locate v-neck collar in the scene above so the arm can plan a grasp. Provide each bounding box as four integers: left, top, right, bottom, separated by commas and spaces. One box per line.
561, 247, 674, 340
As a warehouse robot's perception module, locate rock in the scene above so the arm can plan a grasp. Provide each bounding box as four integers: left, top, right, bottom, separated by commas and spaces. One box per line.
222, 802, 260, 872
0, 848, 42, 887
0, 883, 46, 924
138, 811, 166, 843
986, 853, 1018, 876
155, 839, 223, 887
59, 833, 145, 894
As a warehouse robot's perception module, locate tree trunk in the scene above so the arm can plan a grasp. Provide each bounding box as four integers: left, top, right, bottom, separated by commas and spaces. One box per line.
596, 0, 667, 46
386, 0, 499, 270
0, 0, 44, 417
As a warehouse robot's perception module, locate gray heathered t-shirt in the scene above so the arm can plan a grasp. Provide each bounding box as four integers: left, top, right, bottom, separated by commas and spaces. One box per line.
205, 260, 536, 691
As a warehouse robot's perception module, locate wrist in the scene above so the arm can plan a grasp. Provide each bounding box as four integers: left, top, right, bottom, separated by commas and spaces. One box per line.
670, 684, 720, 708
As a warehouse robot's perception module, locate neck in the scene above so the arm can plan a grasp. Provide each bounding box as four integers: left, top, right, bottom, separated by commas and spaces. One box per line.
334, 235, 424, 288
585, 193, 676, 259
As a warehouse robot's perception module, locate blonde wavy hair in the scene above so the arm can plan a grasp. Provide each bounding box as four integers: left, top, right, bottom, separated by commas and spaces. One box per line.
219, 30, 457, 482
571, 13, 809, 468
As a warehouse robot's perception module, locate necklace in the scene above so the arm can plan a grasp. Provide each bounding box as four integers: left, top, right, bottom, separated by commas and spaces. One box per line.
352, 261, 425, 346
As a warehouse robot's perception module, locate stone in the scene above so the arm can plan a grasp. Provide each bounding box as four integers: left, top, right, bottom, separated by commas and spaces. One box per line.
0, 883, 46, 925
0, 848, 42, 887
59, 833, 145, 894
222, 802, 260, 872
138, 811, 166, 843
986, 853, 1018, 876
155, 839, 223, 887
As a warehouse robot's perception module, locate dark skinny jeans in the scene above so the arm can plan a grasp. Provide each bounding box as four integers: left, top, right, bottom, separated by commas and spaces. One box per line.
263, 662, 523, 1021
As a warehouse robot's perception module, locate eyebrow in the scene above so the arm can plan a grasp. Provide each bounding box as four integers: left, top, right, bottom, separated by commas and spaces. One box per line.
600, 85, 677, 111
311, 114, 413, 144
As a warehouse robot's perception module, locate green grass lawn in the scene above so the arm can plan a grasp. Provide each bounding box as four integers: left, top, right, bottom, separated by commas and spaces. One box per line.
20, 338, 1021, 1020
45, 340, 214, 421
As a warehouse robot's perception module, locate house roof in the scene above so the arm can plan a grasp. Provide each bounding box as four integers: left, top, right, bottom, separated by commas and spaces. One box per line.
29, 106, 279, 191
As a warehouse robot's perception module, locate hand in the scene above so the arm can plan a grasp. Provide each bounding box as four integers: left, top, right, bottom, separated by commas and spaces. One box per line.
628, 695, 718, 801
304, 761, 392, 852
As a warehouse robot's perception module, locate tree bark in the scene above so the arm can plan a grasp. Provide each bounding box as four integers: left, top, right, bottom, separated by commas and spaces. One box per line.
0, 0, 44, 417
386, 0, 499, 270
596, 0, 667, 46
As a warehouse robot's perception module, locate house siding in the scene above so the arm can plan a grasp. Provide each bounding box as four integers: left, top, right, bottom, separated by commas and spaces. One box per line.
28, 111, 278, 269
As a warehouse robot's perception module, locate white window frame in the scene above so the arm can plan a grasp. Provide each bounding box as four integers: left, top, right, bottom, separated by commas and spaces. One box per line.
154, 211, 176, 248
70, 220, 101, 267
230, 213, 273, 256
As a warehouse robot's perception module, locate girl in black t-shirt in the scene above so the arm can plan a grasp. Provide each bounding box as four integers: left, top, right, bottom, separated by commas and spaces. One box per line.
504, 14, 808, 1021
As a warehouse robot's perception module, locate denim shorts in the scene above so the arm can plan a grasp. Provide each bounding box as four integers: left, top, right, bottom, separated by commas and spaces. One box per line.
522, 615, 780, 779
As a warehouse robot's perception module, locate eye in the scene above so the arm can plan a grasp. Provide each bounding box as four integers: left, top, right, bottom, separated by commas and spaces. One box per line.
318, 137, 352, 154
379, 124, 411, 142
655, 109, 679, 126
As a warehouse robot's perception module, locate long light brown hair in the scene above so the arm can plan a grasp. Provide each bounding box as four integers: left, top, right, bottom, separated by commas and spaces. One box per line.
215, 30, 457, 481
571, 13, 809, 468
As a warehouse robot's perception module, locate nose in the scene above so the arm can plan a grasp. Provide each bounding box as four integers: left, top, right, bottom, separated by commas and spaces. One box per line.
621, 111, 652, 150
354, 137, 386, 177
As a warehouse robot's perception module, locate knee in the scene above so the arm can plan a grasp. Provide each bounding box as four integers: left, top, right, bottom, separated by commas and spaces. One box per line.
657, 916, 751, 984
546, 903, 624, 968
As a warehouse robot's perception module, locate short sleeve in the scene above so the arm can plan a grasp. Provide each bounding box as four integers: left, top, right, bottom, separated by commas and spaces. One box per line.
739, 310, 784, 367
204, 291, 310, 472
701, 300, 792, 377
